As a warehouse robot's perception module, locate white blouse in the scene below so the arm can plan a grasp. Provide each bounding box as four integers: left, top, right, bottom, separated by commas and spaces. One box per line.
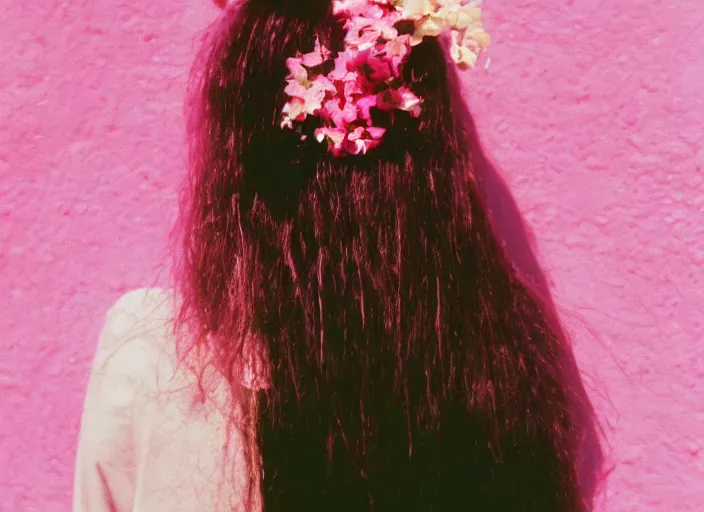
72, 288, 263, 512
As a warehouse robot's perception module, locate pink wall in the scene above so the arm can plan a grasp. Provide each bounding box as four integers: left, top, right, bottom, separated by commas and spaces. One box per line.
1, 1, 702, 510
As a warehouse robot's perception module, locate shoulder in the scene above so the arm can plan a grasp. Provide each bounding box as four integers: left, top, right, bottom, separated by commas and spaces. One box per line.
82, 288, 178, 421
86, 288, 178, 403
74, 288, 177, 509
85, 287, 232, 449
93, 287, 259, 418
110, 287, 172, 315
76, 289, 254, 511
95, 287, 238, 413
94, 288, 174, 371
103, 287, 174, 344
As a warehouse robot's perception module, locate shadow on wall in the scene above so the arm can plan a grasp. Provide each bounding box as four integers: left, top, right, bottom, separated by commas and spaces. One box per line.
450, 69, 606, 509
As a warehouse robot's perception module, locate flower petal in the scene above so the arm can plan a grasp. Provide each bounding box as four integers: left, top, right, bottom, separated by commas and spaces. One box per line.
366, 126, 386, 139
285, 57, 307, 82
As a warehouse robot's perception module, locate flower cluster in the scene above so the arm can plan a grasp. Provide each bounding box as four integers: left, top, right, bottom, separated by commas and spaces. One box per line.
281, 0, 489, 156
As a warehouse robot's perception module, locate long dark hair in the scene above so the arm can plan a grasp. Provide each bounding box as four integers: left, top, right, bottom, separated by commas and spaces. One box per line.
174, 0, 588, 509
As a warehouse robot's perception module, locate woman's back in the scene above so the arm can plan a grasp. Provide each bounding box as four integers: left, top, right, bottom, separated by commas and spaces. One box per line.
76, 0, 589, 510
75, 287, 574, 511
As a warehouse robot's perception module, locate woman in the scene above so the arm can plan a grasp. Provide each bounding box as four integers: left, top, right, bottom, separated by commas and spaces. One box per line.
74, 0, 589, 510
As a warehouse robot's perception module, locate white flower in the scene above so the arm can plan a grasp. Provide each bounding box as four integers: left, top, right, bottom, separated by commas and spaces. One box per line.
436, 4, 482, 30
410, 16, 444, 45
400, 0, 432, 17
450, 40, 478, 68
462, 25, 490, 52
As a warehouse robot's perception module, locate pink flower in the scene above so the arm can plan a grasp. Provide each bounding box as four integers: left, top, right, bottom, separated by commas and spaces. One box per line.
286, 57, 307, 83
394, 86, 422, 117
332, 0, 370, 16
282, 75, 335, 128
348, 127, 365, 140
364, 3, 388, 20
344, 128, 368, 155
375, 86, 422, 117
315, 126, 347, 156
323, 98, 358, 129
326, 57, 365, 101
282, 0, 487, 155
344, 46, 399, 87
281, 98, 306, 129
345, 15, 398, 51
375, 89, 396, 112
303, 79, 336, 114
301, 91, 325, 115
366, 126, 386, 139
345, 50, 383, 90
311, 74, 337, 96
283, 78, 308, 99
344, 18, 382, 51
343, 75, 364, 98
301, 39, 331, 68
329, 54, 350, 81
346, 48, 372, 72
344, 126, 385, 155
383, 34, 410, 72
367, 55, 393, 82
355, 94, 378, 121
338, 2, 388, 19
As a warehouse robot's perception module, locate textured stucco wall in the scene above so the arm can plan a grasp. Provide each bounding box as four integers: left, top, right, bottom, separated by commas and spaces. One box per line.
1, 1, 702, 510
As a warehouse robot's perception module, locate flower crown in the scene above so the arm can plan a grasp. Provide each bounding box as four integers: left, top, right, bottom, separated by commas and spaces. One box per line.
280, 0, 489, 156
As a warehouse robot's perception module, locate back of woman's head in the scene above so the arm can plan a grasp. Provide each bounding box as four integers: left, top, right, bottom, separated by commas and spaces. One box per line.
186, 0, 467, 212
176, 0, 587, 510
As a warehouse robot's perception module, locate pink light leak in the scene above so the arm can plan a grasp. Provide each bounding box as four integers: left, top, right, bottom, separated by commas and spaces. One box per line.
0, 1, 702, 510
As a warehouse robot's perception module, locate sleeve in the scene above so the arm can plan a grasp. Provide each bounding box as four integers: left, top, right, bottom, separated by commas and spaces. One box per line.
72, 289, 163, 512
73, 288, 262, 512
